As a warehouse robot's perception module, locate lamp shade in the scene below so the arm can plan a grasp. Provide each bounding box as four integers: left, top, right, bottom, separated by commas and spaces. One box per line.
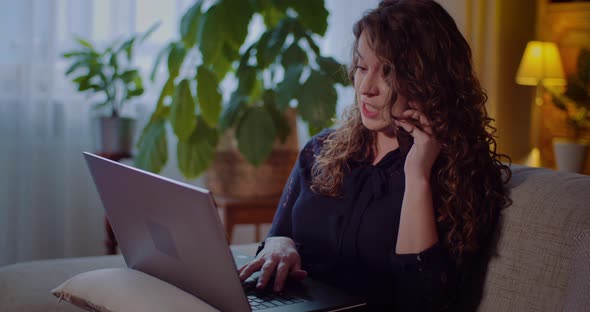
516, 41, 566, 86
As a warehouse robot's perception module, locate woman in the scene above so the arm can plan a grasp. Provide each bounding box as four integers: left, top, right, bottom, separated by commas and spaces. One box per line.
239, 0, 511, 310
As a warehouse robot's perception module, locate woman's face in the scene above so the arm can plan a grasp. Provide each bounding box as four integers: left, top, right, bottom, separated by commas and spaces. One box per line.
354, 31, 409, 132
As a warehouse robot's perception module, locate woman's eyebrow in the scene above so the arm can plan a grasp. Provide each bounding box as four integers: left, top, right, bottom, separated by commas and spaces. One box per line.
355, 49, 364, 60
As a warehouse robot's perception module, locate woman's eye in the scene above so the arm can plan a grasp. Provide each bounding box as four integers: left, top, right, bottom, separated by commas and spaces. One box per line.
356, 65, 367, 71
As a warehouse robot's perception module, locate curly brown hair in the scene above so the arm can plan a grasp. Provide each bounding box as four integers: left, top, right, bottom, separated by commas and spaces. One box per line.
311, 0, 512, 257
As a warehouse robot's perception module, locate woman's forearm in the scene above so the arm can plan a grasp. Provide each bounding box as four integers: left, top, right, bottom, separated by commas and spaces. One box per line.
396, 176, 439, 254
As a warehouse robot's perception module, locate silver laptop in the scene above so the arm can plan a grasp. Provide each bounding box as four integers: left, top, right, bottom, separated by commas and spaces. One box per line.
83, 152, 367, 312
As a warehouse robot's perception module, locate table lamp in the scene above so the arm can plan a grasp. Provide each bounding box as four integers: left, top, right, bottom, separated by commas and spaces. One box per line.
515, 41, 566, 167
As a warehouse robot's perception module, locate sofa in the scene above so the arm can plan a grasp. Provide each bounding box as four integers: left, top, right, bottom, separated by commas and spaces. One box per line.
0, 165, 589, 311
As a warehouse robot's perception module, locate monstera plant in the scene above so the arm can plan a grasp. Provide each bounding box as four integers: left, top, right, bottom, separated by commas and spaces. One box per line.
135, 0, 349, 179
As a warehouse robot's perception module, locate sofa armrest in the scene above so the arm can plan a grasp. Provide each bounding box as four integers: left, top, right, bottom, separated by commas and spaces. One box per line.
564, 229, 590, 311
0, 244, 260, 312
0, 255, 125, 312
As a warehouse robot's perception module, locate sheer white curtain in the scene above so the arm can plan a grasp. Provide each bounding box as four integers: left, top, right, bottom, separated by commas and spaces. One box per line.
0, 0, 194, 266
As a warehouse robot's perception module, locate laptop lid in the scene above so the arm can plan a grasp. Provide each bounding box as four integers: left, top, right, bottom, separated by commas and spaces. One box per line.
83, 152, 250, 312
84, 152, 367, 312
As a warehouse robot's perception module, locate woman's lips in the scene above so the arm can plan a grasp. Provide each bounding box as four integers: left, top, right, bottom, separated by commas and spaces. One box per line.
361, 102, 380, 119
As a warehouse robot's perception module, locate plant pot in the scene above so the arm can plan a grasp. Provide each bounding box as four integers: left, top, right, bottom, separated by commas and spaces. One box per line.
92, 116, 136, 157
205, 108, 299, 198
553, 138, 588, 173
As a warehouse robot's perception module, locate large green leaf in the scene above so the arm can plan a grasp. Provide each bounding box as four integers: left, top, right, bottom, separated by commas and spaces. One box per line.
209, 43, 236, 81
298, 70, 337, 128
303, 32, 320, 55
199, 4, 226, 65
170, 79, 197, 142
256, 31, 273, 68
236, 65, 258, 96
220, 92, 249, 131
137, 106, 171, 148
177, 117, 218, 179
258, 0, 286, 28
238, 44, 255, 72
223, 0, 254, 50
180, 1, 203, 48
263, 90, 290, 143
281, 42, 308, 68
150, 44, 172, 81
288, 0, 328, 36
276, 64, 303, 110
156, 77, 175, 109
167, 42, 186, 78
196, 66, 222, 127
318, 56, 350, 86
236, 107, 276, 166
257, 20, 289, 68
134, 119, 168, 174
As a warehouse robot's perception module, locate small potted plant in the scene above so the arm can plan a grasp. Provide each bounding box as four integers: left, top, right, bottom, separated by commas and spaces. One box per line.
549, 48, 590, 173
62, 23, 159, 157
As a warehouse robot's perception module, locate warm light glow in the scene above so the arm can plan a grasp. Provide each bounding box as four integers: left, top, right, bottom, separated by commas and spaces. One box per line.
516, 41, 566, 86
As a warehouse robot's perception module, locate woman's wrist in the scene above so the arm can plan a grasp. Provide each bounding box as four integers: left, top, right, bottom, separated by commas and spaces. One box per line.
259, 236, 296, 253
405, 173, 431, 186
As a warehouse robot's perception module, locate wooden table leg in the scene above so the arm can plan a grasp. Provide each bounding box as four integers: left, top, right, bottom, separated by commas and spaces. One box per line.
224, 209, 234, 244
255, 224, 261, 242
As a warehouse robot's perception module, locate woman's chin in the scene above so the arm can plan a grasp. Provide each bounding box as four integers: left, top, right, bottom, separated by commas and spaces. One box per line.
361, 119, 394, 134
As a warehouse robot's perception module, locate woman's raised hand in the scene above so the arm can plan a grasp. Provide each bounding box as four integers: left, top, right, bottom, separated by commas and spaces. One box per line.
394, 104, 441, 180
237, 236, 308, 292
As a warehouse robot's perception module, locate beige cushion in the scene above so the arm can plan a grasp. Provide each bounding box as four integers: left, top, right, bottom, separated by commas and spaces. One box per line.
51, 268, 219, 312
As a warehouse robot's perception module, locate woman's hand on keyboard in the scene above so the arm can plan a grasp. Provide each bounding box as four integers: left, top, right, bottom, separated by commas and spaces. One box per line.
238, 236, 307, 292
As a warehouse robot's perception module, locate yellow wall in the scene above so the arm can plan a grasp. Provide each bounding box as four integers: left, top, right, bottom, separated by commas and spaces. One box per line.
495, 0, 538, 162
440, 0, 537, 162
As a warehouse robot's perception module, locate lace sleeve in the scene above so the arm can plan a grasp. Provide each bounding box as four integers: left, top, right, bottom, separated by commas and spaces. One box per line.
266, 157, 301, 238
267, 129, 333, 238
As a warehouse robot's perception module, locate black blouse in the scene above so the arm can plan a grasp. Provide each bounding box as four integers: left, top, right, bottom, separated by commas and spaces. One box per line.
267, 129, 463, 311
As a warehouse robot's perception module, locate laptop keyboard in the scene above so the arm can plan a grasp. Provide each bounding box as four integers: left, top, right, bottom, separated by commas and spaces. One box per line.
247, 292, 305, 310
242, 281, 306, 310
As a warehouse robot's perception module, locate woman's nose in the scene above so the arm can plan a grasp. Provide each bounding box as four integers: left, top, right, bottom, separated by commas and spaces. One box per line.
359, 73, 379, 96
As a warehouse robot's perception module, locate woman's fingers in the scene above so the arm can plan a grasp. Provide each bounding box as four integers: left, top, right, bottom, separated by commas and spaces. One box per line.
399, 109, 433, 135
257, 259, 278, 289
396, 119, 417, 136
290, 269, 308, 281
239, 257, 264, 282
289, 259, 308, 281
272, 262, 290, 292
